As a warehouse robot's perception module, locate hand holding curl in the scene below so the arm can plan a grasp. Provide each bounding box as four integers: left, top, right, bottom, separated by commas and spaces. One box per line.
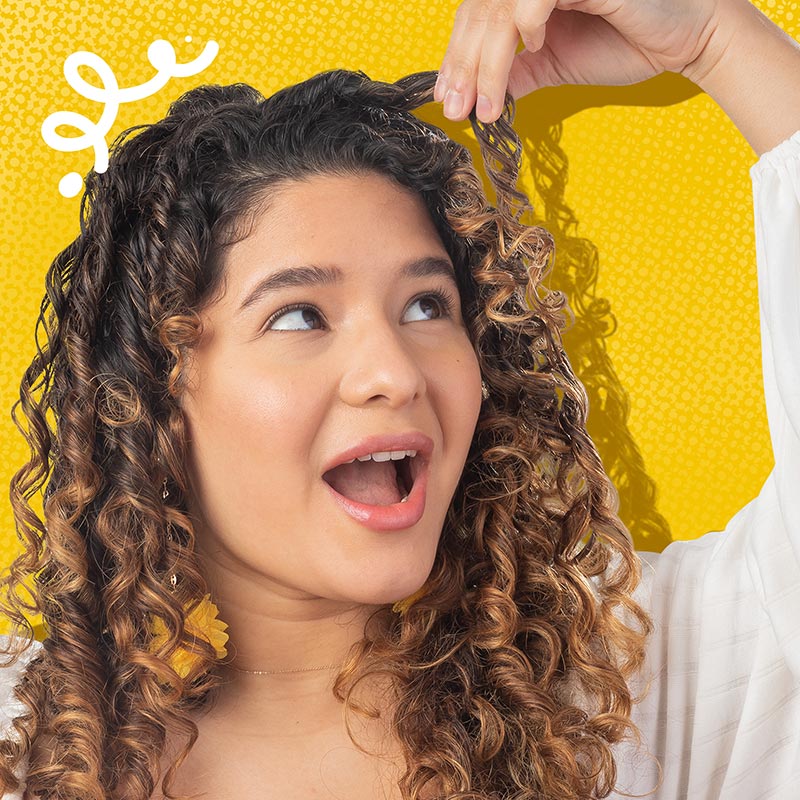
435, 0, 729, 122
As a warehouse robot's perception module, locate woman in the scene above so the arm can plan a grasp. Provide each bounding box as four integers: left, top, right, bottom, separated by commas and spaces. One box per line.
0, 0, 798, 798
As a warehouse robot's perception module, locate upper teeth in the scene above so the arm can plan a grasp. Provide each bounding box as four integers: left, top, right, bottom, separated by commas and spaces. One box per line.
346, 449, 417, 463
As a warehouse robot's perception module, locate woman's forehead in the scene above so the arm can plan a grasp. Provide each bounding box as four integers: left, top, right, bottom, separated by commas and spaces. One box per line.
218, 173, 449, 297
252, 171, 425, 222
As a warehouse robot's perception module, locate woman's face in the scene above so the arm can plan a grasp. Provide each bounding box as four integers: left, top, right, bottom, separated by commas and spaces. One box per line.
181, 171, 483, 608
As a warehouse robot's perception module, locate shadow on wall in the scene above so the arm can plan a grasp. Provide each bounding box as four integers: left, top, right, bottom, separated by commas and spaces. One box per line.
417, 72, 702, 554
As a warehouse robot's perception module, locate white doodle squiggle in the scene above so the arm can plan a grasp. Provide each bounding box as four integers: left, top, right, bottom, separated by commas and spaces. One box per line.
42, 38, 219, 198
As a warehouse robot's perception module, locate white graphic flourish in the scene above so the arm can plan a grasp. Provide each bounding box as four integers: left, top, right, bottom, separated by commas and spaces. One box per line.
42, 38, 219, 198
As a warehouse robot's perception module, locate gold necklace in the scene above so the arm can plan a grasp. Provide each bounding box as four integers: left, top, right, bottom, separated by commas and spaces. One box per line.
226, 662, 343, 675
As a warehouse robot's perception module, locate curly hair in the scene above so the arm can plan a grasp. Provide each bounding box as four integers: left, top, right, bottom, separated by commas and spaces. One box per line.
0, 69, 654, 799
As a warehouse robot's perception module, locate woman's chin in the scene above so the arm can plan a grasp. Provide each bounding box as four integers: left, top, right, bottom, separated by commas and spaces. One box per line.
333, 574, 431, 609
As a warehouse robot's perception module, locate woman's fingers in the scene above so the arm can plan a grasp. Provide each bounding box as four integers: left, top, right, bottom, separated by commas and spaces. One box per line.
435, 2, 493, 119
476, 3, 526, 122
437, 0, 556, 123
434, 3, 471, 103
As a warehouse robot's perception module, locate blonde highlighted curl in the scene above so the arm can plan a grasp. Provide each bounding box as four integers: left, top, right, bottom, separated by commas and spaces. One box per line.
0, 70, 653, 799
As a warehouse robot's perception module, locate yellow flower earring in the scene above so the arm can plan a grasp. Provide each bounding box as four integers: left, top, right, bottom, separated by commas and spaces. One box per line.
148, 477, 229, 679
148, 588, 229, 679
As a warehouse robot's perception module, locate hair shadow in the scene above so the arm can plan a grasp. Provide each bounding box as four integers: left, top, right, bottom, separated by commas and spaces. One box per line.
416, 73, 700, 553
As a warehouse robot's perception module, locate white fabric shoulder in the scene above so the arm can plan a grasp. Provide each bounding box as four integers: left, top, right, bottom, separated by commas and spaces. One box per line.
0, 633, 44, 800
611, 129, 800, 800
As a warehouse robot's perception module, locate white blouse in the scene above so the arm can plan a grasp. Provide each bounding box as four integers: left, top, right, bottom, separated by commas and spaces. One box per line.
1, 129, 799, 800
611, 128, 800, 800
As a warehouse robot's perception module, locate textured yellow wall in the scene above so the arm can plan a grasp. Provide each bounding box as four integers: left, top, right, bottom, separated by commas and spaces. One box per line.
1, 0, 796, 633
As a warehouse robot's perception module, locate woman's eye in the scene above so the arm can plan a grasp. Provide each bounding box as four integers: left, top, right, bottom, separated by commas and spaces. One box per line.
404, 290, 455, 322
264, 292, 454, 331
267, 305, 324, 331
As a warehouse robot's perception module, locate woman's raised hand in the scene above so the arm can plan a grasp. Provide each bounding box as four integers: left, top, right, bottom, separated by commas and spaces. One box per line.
434, 0, 727, 123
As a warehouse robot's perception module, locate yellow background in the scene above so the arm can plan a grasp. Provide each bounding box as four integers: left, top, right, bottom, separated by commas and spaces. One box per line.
1, 0, 797, 633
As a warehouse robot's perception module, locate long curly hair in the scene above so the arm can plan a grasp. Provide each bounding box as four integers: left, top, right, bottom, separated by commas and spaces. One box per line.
0, 69, 654, 799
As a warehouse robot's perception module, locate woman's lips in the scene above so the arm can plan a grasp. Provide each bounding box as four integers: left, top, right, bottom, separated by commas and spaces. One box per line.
321, 432, 434, 475
323, 457, 429, 532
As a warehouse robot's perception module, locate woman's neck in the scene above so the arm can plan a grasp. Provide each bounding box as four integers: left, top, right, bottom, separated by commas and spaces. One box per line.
195, 541, 385, 680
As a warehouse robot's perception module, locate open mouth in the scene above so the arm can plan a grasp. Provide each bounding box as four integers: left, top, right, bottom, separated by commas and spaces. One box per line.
322, 453, 419, 507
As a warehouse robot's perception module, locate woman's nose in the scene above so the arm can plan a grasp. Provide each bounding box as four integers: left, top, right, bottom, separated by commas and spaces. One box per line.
337, 320, 427, 408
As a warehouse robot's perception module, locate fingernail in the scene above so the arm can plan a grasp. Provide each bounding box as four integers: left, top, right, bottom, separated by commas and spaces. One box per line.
434, 72, 448, 103
443, 88, 463, 119
476, 94, 492, 121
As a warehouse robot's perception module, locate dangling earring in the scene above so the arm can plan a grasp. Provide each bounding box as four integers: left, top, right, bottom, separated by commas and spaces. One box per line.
148, 476, 229, 679
161, 476, 177, 589
163, 478, 178, 591
148, 590, 229, 680
481, 380, 490, 401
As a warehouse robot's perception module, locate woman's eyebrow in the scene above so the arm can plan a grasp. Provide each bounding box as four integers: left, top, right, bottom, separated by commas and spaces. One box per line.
237, 255, 457, 314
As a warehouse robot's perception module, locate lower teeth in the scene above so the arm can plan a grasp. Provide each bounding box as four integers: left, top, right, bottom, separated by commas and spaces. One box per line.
400, 494, 409, 503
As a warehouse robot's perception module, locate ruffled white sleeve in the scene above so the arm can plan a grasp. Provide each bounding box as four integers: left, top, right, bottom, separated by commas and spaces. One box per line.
611, 129, 800, 800
0, 634, 44, 800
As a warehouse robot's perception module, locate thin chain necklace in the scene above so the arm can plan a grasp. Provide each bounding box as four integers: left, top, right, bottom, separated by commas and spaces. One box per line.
226, 662, 343, 675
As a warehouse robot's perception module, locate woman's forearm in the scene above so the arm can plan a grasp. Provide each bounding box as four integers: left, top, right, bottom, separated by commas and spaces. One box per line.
682, 0, 800, 157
